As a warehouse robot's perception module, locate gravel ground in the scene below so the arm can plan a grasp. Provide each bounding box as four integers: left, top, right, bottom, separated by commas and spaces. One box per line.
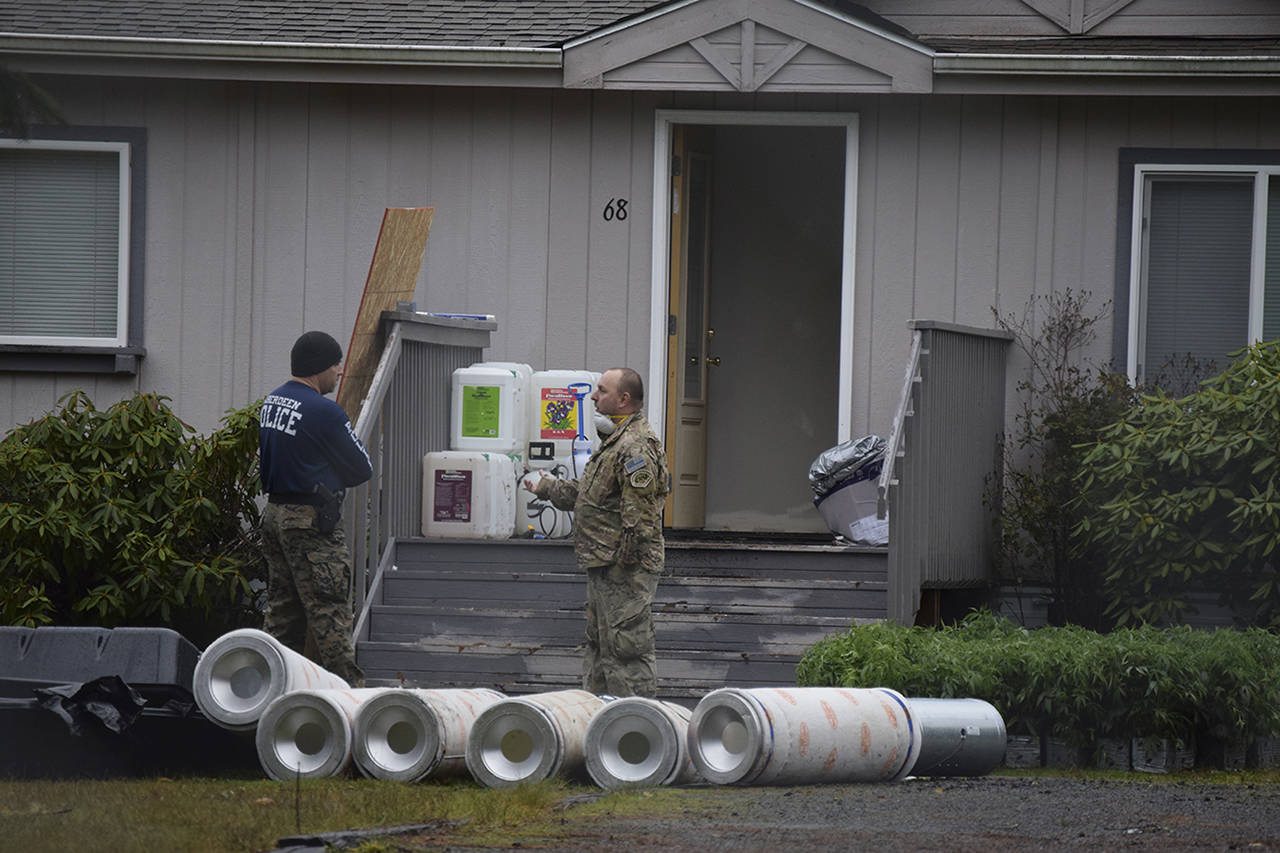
407, 775, 1280, 852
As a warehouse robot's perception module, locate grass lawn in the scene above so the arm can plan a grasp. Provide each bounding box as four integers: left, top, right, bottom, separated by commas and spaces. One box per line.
2, 768, 1278, 853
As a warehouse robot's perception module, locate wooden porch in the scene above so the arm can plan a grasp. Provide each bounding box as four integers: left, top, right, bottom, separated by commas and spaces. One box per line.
346, 312, 1010, 702
357, 536, 887, 703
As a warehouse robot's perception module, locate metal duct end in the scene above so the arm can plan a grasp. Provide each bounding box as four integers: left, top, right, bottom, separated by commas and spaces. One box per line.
905, 697, 1007, 778
193, 629, 288, 731
584, 697, 683, 789
352, 690, 446, 782
255, 690, 354, 781
687, 689, 768, 785
465, 699, 561, 789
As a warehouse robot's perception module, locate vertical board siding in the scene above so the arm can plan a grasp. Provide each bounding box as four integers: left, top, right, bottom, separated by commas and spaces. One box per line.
382, 339, 485, 538
544, 90, 594, 369
585, 92, 637, 370
887, 324, 1011, 625
6, 80, 1280, 447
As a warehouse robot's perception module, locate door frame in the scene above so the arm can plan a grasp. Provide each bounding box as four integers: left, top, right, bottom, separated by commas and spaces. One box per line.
647, 109, 860, 445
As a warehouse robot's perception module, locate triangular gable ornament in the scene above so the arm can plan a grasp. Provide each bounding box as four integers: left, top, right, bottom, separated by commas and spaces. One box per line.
564, 0, 932, 93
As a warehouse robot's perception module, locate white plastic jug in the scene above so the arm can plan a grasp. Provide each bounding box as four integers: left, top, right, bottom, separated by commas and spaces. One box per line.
450, 363, 531, 453
517, 464, 576, 538
526, 369, 599, 464
422, 451, 519, 538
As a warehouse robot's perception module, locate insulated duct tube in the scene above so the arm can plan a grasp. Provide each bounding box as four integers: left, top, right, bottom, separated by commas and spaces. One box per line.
352, 687, 506, 782
192, 628, 349, 731
688, 687, 921, 786
465, 690, 606, 789
905, 698, 1006, 777
255, 688, 387, 780
584, 697, 701, 789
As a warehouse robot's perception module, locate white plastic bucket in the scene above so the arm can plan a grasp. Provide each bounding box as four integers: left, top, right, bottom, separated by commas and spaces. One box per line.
451, 364, 530, 453
517, 464, 576, 538
465, 689, 606, 788
255, 687, 387, 780
422, 450, 519, 539
585, 697, 700, 789
352, 687, 505, 782
527, 370, 599, 461
192, 628, 349, 731
687, 686, 920, 786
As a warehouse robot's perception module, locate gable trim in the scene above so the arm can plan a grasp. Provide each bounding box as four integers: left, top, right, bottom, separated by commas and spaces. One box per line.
564, 0, 932, 92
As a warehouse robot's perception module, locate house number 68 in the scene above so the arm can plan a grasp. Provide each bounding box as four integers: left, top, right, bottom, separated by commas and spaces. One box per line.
602, 198, 629, 221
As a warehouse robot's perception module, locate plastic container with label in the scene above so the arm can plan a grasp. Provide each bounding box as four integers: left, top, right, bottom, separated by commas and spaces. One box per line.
516, 465, 576, 539
422, 451, 520, 539
450, 363, 531, 453
526, 369, 599, 463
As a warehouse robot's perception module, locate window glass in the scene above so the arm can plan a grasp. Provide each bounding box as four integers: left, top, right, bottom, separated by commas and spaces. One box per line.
1142, 176, 1251, 379
0, 145, 123, 343
1266, 175, 1280, 343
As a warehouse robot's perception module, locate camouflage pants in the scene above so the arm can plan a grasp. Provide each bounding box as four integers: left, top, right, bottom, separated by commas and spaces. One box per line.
260, 502, 365, 686
583, 562, 661, 697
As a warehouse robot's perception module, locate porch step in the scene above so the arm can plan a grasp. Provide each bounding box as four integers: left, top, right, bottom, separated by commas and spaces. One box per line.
357, 537, 888, 703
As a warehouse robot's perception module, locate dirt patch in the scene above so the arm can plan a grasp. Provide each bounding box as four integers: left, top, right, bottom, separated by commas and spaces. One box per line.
413, 775, 1280, 852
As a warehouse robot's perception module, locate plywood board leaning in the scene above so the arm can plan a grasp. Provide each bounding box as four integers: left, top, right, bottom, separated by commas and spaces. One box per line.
337, 207, 435, 421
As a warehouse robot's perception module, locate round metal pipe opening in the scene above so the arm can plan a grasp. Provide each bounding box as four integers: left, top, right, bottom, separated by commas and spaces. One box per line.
466, 701, 560, 788
586, 698, 682, 788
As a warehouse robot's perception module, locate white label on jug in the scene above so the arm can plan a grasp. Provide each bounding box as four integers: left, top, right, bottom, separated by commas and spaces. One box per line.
433, 469, 473, 522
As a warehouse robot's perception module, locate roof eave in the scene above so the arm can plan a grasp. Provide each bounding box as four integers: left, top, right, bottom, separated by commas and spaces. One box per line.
935, 52, 1280, 77
0, 33, 563, 68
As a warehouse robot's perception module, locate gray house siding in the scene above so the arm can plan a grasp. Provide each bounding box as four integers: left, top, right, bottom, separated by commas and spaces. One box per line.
5, 77, 1280, 449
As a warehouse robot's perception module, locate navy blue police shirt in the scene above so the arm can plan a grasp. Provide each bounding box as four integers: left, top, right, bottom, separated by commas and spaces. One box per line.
259, 380, 372, 497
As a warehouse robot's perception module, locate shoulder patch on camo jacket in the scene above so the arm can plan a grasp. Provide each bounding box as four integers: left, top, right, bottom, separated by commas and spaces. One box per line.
624, 456, 647, 473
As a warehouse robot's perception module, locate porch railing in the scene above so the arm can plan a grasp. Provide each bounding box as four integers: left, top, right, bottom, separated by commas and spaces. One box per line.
877, 320, 1013, 625
343, 310, 496, 634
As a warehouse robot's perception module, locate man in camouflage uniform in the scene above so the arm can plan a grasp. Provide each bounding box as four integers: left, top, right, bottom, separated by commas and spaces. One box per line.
527, 367, 670, 697
259, 331, 373, 686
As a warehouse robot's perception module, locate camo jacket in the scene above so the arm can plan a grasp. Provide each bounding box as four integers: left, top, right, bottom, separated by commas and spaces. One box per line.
534, 412, 669, 570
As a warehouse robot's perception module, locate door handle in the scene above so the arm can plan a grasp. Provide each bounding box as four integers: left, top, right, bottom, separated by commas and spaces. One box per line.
707, 356, 721, 367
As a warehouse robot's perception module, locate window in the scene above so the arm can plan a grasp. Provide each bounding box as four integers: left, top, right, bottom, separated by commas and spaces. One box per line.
1119, 150, 1280, 384
0, 128, 145, 373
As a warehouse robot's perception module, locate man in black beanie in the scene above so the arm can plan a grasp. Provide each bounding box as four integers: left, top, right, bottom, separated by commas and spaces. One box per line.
258, 330, 372, 685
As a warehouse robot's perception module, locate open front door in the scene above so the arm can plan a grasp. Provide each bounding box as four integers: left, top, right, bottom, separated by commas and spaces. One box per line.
664, 126, 715, 528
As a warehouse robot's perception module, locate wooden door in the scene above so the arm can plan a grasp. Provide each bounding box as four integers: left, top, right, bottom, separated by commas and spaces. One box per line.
664, 126, 716, 528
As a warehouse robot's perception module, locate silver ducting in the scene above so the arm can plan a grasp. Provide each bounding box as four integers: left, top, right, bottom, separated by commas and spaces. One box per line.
255, 688, 386, 780
352, 687, 505, 782
688, 686, 921, 786
465, 689, 605, 788
584, 697, 700, 789
192, 628, 348, 731
904, 698, 1006, 777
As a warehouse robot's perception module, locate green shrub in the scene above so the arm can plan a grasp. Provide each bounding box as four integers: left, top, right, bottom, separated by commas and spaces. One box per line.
796, 614, 1280, 744
0, 391, 265, 646
1074, 340, 1280, 628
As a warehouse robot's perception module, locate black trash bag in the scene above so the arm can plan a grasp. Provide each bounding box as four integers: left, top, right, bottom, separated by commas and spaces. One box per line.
34, 675, 146, 736
808, 434, 887, 499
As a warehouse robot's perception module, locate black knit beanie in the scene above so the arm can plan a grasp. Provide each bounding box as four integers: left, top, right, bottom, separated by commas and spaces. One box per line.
291, 331, 343, 377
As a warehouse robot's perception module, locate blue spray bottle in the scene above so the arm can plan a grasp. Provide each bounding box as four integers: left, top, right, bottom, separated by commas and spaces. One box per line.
568, 381, 593, 477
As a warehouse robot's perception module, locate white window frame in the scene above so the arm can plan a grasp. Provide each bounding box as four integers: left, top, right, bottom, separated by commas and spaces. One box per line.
0, 137, 132, 348
1127, 162, 1280, 382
